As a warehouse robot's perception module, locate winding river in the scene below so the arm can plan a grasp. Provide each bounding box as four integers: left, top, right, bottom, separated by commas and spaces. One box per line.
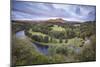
16, 30, 90, 55
16, 30, 49, 55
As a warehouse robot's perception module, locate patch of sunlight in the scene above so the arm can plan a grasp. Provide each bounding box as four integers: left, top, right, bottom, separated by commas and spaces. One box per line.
51, 25, 65, 31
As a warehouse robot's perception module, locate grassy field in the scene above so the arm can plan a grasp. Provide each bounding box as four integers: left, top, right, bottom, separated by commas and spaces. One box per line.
28, 28, 67, 44
51, 25, 66, 31
29, 29, 47, 37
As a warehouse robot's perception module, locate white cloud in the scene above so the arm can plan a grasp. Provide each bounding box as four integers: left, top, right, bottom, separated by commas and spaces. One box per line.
12, 1, 96, 21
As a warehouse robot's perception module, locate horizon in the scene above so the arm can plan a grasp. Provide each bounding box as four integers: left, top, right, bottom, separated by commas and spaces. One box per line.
12, 1, 96, 22
12, 17, 96, 23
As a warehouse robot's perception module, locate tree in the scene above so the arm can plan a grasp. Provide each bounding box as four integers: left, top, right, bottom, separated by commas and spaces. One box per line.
76, 35, 96, 61
59, 39, 63, 43
56, 45, 68, 55
12, 35, 51, 66
43, 36, 49, 43
50, 37, 53, 42
12, 36, 36, 65
31, 35, 43, 42
65, 39, 68, 43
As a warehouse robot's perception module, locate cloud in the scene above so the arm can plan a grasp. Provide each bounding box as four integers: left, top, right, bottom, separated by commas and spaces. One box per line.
12, 1, 96, 21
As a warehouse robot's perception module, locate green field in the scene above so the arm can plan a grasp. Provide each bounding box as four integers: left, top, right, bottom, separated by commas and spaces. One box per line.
51, 25, 66, 31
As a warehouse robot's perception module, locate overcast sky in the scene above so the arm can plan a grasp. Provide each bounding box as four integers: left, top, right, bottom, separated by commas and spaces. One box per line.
11, 1, 96, 22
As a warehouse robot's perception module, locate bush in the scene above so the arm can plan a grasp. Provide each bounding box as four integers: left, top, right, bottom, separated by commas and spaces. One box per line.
12, 36, 50, 65
48, 45, 68, 56
31, 35, 43, 42
12, 35, 37, 65
43, 36, 49, 43
67, 37, 84, 47
75, 35, 96, 61
56, 45, 68, 55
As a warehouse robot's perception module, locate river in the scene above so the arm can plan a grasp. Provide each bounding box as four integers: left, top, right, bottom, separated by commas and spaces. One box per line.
16, 30, 85, 55
16, 30, 49, 55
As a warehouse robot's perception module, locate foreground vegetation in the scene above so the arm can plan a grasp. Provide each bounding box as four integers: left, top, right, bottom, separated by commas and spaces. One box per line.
12, 20, 96, 66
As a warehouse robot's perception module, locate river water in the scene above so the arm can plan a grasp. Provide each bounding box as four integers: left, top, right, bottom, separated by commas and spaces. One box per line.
16, 30, 26, 39
16, 30, 86, 55
16, 30, 49, 55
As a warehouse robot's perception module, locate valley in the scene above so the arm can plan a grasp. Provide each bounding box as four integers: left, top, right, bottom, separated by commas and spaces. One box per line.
12, 19, 96, 65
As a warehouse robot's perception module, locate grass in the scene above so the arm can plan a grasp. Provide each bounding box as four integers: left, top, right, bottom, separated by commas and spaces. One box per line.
67, 37, 84, 47
29, 29, 47, 37
28, 28, 67, 44
28, 28, 84, 47
40, 42, 68, 46
51, 25, 65, 31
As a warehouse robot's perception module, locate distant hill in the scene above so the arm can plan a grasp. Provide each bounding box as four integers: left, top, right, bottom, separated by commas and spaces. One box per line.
46, 18, 65, 23
12, 18, 95, 25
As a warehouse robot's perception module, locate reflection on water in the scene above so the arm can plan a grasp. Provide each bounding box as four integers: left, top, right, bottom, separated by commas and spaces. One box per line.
67, 45, 81, 54
33, 42, 49, 55
16, 30, 26, 39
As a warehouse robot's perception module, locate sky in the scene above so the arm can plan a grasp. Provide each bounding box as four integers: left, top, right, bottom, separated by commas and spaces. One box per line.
11, 1, 96, 22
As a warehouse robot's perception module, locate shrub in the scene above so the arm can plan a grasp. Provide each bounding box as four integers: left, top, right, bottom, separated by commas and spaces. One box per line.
67, 37, 84, 47
75, 35, 96, 61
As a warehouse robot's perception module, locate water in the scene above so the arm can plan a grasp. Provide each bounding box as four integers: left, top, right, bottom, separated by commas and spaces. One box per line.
16, 30, 82, 55
67, 45, 81, 54
16, 30, 26, 39
33, 42, 49, 55
16, 30, 49, 55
